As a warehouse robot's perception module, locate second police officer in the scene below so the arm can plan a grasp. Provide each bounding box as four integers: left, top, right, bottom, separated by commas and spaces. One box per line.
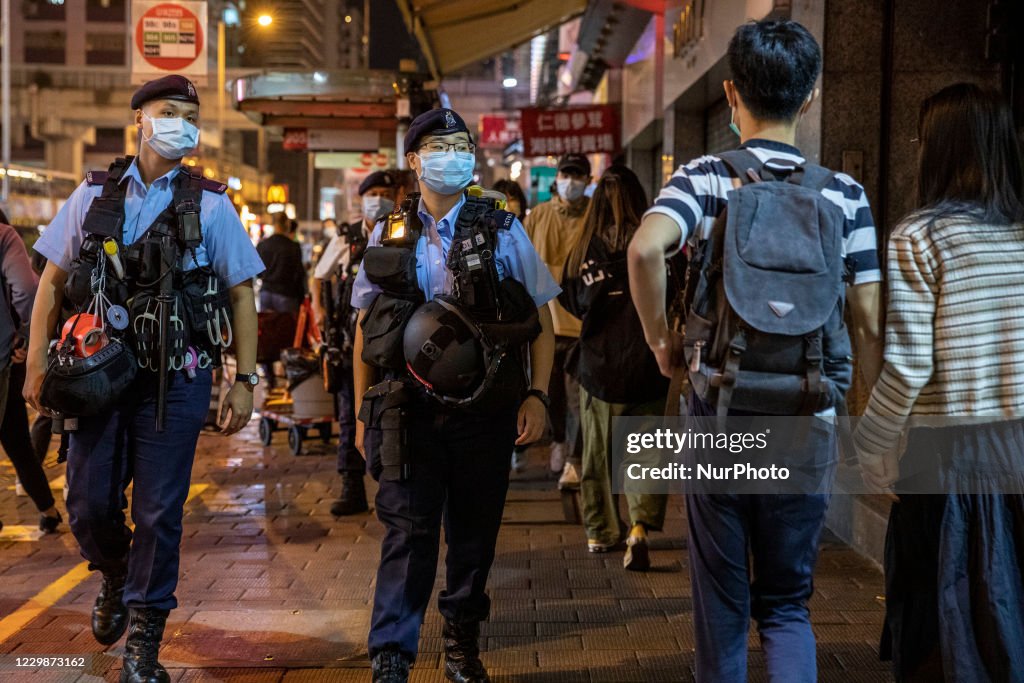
23, 75, 264, 683
312, 170, 398, 516
350, 108, 559, 683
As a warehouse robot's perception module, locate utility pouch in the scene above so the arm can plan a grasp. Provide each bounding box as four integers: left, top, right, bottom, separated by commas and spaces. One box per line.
360, 293, 421, 370
362, 246, 422, 299
81, 198, 124, 239
64, 242, 101, 309
358, 379, 415, 481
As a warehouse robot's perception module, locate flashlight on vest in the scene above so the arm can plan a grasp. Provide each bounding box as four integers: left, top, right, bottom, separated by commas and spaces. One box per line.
382, 202, 422, 247
102, 238, 125, 279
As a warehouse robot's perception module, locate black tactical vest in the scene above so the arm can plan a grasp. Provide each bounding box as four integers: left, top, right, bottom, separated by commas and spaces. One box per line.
64, 156, 234, 371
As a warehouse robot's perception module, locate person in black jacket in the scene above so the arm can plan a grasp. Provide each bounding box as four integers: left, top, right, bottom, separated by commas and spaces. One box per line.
257, 213, 306, 313
559, 165, 677, 571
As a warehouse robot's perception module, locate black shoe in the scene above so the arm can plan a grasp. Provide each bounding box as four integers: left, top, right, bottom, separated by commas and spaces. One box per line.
120, 607, 170, 683
443, 619, 490, 683
371, 647, 410, 683
330, 472, 369, 516
39, 511, 62, 534
92, 571, 129, 645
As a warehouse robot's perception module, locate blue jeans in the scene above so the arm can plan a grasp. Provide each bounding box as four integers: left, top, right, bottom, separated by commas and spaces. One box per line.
66, 369, 212, 611
259, 290, 301, 314
687, 493, 830, 682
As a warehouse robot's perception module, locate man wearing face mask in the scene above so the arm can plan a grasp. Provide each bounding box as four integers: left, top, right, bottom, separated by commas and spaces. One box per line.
312, 170, 397, 517
24, 75, 263, 683
523, 153, 591, 488
349, 108, 557, 683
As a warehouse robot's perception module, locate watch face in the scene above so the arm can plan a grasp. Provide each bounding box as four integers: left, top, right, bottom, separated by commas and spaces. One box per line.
247, 373, 259, 385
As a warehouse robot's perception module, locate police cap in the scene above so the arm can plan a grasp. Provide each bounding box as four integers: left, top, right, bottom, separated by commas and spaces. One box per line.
404, 108, 473, 153
131, 75, 200, 110
558, 153, 591, 177
358, 170, 396, 196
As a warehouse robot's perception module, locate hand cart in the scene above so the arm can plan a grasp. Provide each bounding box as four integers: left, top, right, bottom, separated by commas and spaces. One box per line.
258, 406, 335, 455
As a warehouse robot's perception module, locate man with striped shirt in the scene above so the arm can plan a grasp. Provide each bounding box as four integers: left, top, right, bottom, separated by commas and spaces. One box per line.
628, 19, 882, 682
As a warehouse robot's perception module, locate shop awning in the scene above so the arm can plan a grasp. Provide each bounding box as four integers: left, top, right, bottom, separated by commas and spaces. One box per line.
396, 0, 587, 80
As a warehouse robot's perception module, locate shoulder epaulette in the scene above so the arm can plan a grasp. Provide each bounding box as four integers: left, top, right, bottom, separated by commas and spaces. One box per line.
86, 170, 108, 186
199, 178, 227, 194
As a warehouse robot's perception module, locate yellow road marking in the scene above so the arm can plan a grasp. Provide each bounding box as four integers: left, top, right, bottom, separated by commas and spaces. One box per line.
0, 483, 209, 643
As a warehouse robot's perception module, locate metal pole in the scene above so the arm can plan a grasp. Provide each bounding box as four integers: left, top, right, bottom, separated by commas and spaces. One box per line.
307, 151, 314, 221
362, 0, 370, 68
218, 19, 225, 176
2, 0, 11, 203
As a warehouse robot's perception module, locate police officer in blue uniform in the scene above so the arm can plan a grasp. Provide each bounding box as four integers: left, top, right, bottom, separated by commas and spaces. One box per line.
24, 75, 264, 683
313, 170, 398, 516
350, 108, 558, 683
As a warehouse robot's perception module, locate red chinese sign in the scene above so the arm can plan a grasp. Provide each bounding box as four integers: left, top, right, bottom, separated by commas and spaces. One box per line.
134, 2, 204, 72
478, 115, 521, 150
282, 128, 308, 151
520, 105, 620, 157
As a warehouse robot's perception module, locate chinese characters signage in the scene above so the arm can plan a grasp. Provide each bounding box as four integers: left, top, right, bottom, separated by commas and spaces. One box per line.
478, 115, 521, 150
131, 1, 208, 84
520, 105, 620, 157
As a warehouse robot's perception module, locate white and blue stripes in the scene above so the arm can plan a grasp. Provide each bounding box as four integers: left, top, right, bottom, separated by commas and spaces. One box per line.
645, 140, 882, 286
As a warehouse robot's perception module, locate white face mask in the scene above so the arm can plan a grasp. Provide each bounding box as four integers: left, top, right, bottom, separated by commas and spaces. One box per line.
362, 195, 395, 223
557, 177, 587, 202
142, 112, 200, 160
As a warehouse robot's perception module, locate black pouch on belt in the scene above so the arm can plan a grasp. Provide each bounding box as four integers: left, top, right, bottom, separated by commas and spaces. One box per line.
358, 379, 415, 481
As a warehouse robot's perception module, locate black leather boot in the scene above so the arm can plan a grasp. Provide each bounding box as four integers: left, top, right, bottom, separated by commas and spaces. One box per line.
92, 571, 128, 645
443, 619, 490, 683
371, 647, 410, 683
120, 607, 170, 683
330, 472, 369, 516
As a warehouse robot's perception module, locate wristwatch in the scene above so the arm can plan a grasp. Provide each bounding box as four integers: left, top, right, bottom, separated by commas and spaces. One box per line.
525, 389, 550, 411
238, 371, 259, 390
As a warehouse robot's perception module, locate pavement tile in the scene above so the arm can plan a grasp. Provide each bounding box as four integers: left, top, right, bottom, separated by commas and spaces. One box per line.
0, 420, 893, 682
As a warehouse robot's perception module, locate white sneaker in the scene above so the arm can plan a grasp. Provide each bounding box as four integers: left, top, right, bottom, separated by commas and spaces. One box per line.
558, 461, 581, 490
549, 442, 567, 475
14, 478, 26, 497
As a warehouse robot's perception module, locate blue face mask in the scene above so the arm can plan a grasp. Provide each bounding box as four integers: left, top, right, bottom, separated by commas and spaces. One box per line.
416, 150, 475, 195
143, 112, 200, 160
728, 107, 741, 138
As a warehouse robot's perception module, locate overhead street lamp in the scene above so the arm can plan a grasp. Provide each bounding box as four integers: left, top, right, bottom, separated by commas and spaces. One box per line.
217, 11, 274, 176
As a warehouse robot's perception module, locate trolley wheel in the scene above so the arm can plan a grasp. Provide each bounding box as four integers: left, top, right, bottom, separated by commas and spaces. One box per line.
288, 425, 304, 455
318, 422, 332, 443
560, 487, 582, 525
258, 417, 275, 446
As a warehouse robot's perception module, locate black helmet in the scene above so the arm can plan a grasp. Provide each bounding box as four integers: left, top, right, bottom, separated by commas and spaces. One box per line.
39, 339, 138, 417
403, 298, 495, 401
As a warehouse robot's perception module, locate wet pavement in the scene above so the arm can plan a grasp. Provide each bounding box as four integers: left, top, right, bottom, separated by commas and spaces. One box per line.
0, 417, 894, 682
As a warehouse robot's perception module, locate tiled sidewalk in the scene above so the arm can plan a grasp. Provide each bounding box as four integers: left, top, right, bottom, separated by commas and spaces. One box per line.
0, 420, 893, 682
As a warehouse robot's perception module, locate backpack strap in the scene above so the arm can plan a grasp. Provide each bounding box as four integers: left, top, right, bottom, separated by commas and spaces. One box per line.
716, 149, 764, 186
798, 163, 838, 192
716, 327, 747, 416
799, 331, 825, 416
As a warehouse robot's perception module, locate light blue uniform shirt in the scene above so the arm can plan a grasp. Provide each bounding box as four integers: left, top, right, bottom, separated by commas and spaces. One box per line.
350, 195, 560, 310
34, 159, 264, 288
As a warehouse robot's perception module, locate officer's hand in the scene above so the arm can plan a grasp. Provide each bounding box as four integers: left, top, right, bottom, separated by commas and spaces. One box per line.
11, 346, 27, 364
23, 363, 52, 417
355, 419, 365, 457
650, 330, 685, 378
515, 395, 546, 446
220, 382, 254, 436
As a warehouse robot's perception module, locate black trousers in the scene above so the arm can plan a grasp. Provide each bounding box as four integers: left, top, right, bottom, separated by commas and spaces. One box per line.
366, 402, 518, 660
2, 361, 55, 513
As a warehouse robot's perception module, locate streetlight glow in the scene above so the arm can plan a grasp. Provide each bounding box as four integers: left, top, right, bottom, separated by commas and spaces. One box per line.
502, 77, 518, 88
257, 14, 273, 27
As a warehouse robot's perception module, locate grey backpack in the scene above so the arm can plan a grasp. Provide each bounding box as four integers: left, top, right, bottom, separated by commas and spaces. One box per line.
683, 150, 853, 416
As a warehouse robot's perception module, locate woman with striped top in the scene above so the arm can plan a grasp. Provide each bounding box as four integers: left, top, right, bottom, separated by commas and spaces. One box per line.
854, 83, 1024, 682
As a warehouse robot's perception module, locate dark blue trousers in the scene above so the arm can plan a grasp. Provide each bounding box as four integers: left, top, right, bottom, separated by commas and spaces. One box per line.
65, 369, 212, 611
366, 405, 517, 661
335, 370, 365, 474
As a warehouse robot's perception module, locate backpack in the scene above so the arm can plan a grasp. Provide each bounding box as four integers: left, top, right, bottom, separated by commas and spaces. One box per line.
683, 149, 853, 416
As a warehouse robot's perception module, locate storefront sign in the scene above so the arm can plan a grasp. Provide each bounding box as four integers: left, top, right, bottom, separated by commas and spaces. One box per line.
520, 105, 620, 157
479, 115, 521, 150
131, 0, 208, 83
282, 129, 308, 151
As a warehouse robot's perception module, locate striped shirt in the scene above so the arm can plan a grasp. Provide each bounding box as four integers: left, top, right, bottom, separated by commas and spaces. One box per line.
855, 214, 1024, 457
646, 139, 882, 285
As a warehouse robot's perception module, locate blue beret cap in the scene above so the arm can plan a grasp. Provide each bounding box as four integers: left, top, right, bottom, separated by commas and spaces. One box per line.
131, 75, 200, 110
359, 171, 396, 195
404, 108, 473, 153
